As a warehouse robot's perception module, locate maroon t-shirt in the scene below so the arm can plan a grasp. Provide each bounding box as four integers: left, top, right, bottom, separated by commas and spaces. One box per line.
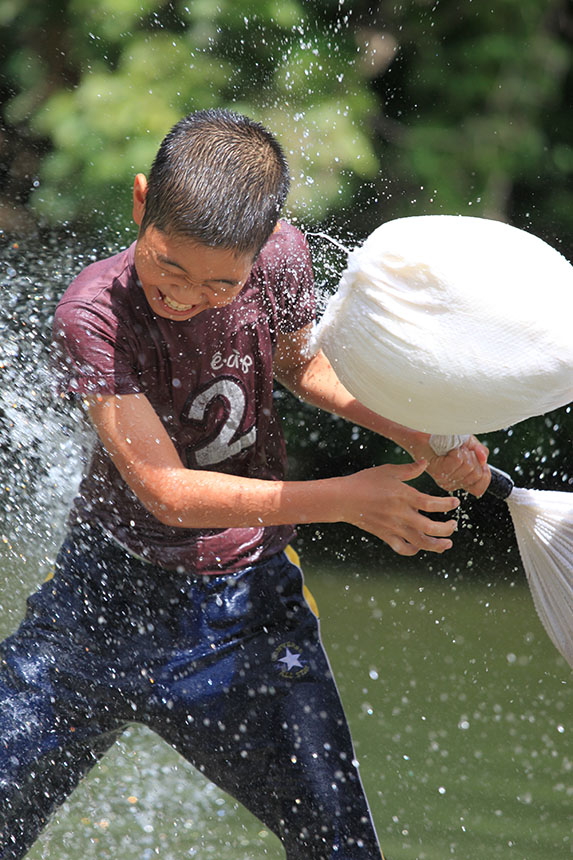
52, 221, 316, 574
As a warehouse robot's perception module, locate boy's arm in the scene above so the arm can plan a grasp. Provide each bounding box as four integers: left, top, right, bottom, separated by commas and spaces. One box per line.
274, 324, 491, 497
85, 391, 461, 556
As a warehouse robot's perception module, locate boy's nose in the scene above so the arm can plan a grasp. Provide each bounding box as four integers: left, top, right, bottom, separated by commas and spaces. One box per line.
173, 285, 205, 305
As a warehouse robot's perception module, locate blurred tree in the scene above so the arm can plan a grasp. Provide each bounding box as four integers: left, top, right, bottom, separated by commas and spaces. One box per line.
1, 0, 379, 229
1, 0, 572, 248
365, 0, 573, 256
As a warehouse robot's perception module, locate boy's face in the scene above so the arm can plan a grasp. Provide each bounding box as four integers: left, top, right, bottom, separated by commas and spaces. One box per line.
132, 174, 255, 322
134, 226, 254, 322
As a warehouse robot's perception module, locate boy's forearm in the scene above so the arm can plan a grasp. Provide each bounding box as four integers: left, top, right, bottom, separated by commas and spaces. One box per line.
278, 350, 490, 497
141, 466, 346, 530
277, 350, 429, 458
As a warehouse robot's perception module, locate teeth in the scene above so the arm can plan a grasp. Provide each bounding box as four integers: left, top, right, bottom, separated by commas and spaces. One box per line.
162, 294, 194, 311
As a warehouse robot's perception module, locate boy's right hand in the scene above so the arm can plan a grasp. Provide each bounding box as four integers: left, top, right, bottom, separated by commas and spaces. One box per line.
341, 460, 460, 556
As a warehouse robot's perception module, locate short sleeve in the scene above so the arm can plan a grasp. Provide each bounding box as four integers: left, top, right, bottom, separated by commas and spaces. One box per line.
259, 223, 316, 334
52, 302, 142, 397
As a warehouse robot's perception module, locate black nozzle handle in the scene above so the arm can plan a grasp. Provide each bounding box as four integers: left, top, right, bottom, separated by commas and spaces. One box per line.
487, 465, 515, 500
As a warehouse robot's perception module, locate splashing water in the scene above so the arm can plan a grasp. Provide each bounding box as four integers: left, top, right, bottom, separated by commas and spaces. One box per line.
0, 234, 103, 571
304, 226, 355, 316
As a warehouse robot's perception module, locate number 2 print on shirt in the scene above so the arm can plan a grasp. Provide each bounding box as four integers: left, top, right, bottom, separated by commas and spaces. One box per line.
180, 343, 259, 469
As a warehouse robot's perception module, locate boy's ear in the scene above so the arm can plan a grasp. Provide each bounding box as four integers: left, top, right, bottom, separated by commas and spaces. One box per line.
133, 173, 148, 227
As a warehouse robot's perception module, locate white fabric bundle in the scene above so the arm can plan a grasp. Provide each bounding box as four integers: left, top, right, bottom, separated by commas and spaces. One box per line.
312, 215, 573, 435
507, 487, 573, 667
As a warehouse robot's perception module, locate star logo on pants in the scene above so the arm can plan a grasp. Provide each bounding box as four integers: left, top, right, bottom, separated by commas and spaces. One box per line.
272, 641, 309, 679
278, 647, 303, 671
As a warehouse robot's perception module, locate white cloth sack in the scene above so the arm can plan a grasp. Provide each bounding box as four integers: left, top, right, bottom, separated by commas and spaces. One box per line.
312, 215, 573, 435
506, 487, 573, 667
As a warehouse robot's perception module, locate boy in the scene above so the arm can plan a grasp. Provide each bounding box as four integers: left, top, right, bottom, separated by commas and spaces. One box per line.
0, 109, 489, 859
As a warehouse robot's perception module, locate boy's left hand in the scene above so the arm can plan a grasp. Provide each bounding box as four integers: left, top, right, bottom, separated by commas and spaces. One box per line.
413, 435, 490, 497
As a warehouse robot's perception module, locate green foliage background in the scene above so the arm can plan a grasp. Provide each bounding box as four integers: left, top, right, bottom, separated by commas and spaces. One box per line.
1, 0, 572, 561
2, 0, 573, 245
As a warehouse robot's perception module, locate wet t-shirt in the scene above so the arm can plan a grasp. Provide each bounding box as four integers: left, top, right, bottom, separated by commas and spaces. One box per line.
52, 221, 315, 574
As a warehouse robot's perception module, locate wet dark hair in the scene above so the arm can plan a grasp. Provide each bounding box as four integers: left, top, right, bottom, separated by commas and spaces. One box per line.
140, 109, 290, 256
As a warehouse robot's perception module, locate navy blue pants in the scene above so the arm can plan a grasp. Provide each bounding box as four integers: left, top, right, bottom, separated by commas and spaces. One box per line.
0, 527, 383, 859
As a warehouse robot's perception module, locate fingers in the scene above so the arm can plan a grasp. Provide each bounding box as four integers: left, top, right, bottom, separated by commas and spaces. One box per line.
461, 469, 491, 497
433, 446, 472, 481
449, 453, 488, 495
466, 435, 490, 466
387, 459, 428, 482
416, 492, 460, 514
386, 519, 457, 556
409, 509, 458, 546
430, 444, 490, 497
413, 512, 458, 538
382, 496, 460, 556
460, 439, 491, 496
344, 462, 463, 556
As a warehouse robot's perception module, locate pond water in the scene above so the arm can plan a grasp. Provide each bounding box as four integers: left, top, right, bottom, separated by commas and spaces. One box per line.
0, 233, 571, 859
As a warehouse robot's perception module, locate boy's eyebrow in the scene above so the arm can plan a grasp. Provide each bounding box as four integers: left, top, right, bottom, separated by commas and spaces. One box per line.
157, 253, 188, 272
157, 254, 242, 285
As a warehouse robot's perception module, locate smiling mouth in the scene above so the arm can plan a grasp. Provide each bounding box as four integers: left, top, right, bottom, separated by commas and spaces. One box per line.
159, 292, 197, 312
